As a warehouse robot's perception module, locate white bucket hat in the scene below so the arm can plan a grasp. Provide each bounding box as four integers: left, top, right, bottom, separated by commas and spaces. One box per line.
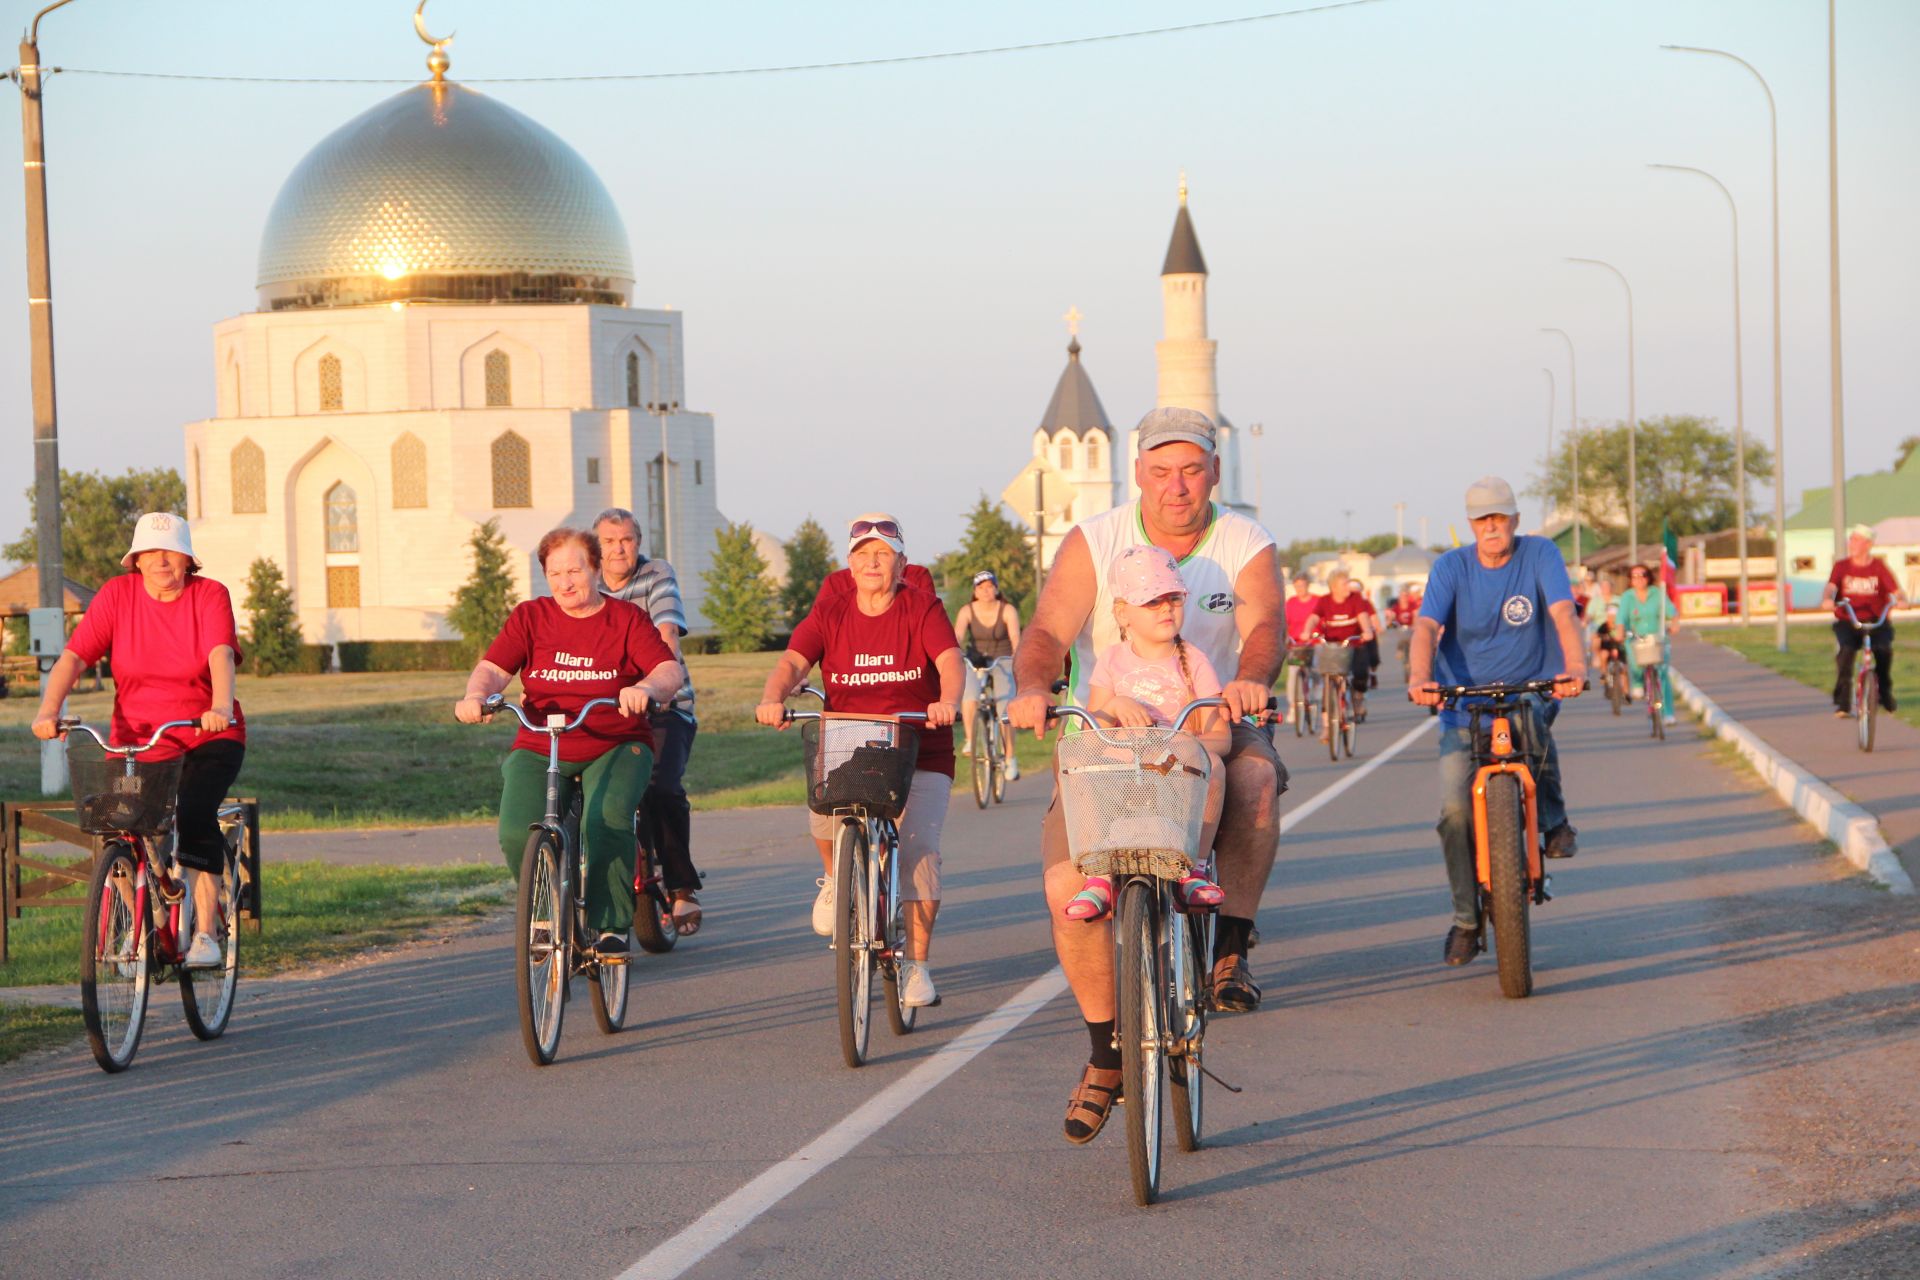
120, 511, 201, 570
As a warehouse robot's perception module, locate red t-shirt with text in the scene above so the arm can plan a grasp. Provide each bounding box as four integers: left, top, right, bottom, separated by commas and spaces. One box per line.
1313, 592, 1370, 643
483, 596, 678, 761
66, 573, 246, 762
1828, 557, 1899, 622
789, 585, 958, 777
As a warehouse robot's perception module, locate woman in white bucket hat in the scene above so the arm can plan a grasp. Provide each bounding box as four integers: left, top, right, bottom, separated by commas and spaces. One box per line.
32, 512, 247, 969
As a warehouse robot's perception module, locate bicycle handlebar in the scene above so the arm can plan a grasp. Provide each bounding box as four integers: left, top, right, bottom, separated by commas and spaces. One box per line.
57, 719, 200, 755
1836, 599, 1893, 630
1425, 678, 1587, 706
477, 693, 621, 735
1047, 694, 1276, 735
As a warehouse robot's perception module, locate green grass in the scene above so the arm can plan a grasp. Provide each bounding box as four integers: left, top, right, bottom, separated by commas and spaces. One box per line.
0, 1006, 85, 1065
1699, 623, 1920, 732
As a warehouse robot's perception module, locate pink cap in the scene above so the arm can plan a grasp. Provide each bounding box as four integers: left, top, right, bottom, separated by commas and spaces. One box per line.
1108, 544, 1187, 606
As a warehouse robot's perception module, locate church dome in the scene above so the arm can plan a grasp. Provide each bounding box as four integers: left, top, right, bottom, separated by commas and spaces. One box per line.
256, 83, 634, 310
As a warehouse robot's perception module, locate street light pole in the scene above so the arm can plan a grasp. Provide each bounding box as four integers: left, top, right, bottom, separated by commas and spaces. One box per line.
1540, 365, 1555, 486
1540, 328, 1580, 567
1650, 163, 1750, 624
1825, 0, 1847, 559
1661, 43, 1789, 651
1565, 259, 1637, 564
643, 336, 678, 565
16, 0, 78, 797
1248, 421, 1265, 521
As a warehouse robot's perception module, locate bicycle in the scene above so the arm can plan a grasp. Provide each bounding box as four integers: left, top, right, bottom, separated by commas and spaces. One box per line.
1049, 695, 1258, 1205
1284, 645, 1318, 739
630, 793, 680, 954
1624, 632, 1667, 741
475, 694, 637, 1066
781, 686, 925, 1067
1598, 643, 1628, 716
1316, 638, 1365, 762
1430, 679, 1577, 999
63, 719, 249, 1073
1837, 600, 1894, 753
965, 654, 1012, 809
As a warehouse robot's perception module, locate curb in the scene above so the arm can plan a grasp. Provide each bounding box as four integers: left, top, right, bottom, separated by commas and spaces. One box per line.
1672, 668, 1914, 894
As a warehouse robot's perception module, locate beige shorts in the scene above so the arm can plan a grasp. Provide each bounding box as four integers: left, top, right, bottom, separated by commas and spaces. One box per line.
1040, 720, 1286, 870
808, 768, 950, 901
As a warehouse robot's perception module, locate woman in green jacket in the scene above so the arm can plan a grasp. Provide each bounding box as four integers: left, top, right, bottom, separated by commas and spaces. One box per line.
1617, 563, 1677, 724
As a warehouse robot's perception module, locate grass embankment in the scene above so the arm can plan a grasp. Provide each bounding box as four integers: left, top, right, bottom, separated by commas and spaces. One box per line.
1699, 623, 1920, 733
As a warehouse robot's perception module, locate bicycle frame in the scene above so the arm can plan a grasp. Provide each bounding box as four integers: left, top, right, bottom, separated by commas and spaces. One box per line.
1469, 714, 1542, 898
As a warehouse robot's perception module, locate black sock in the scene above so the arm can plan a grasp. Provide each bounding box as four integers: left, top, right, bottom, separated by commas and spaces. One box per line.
1214, 915, 1256, 964
1086, 1019, 1120, 1071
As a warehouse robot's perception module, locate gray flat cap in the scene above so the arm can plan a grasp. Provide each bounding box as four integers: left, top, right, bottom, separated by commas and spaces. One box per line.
1136, 406, 1217, 453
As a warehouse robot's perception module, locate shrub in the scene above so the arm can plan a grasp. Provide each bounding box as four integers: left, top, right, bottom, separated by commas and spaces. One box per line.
702, 521, 780, 653
242, 557, 307, 676
336, 640, 467, 673
447, 518, 519, 663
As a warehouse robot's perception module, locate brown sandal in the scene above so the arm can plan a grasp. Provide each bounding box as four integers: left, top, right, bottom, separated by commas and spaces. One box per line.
1063, 1065, 1123, 1145
671, 893, 702, 937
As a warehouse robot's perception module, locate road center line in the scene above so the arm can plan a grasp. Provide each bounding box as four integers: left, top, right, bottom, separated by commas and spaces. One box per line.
619, 714, 1434, 1279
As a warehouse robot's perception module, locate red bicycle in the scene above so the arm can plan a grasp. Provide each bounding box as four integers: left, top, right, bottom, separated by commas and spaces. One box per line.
64, 719, 248, 1073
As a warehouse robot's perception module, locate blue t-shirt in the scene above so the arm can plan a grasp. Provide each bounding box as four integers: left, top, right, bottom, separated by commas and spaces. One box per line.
1419, 536, 1573, 728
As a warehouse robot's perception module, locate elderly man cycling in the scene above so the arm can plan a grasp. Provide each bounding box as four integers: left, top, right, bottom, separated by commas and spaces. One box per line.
1008, 406, 1287, 1145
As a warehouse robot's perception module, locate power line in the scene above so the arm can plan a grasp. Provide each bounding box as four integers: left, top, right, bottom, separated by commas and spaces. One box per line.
38, 1, 1386, 86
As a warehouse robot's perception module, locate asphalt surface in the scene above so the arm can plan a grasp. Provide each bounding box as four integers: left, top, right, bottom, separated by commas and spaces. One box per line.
1, 689, 1911, 1278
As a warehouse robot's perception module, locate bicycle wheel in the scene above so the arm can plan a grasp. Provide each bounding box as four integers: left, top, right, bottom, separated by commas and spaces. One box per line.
80, 842, 150, 1073
879, 831, 917, 1037
1607, 663, 1624, 716
1324, 678, 1341, 763
1118, 879, 1165, 1205
1168, 909, 1209, 1153
989, 716, 1008, 804
631, 828, 678, 955
1858, 666, 1877, 752
1289, 668, 1306, 738
1482, 772, 1532, 999
180, 855, 241, 1040
590, 932, 631, 1034
1341, 687, 1358, 759
1645, 668, 1664, 740
834, 820, 874, 1067
515, 830, 568, 1066
970, 708, 990, 809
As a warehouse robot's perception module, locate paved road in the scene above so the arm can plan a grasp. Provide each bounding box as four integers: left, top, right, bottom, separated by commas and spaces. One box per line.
3, 693, 1914, 1278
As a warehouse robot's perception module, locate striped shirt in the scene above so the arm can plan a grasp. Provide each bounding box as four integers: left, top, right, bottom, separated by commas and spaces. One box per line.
601, 558, 696, 712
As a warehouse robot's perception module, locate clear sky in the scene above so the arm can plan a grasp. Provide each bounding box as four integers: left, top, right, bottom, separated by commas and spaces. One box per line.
2, 0, 1915, 561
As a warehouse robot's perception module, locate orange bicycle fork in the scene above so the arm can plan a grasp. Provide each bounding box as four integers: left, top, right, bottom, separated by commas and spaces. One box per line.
1470, 714, 1545, 903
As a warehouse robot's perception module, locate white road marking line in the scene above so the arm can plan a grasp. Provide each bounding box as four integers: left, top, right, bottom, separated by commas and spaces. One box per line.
619, 715, 1435, 1279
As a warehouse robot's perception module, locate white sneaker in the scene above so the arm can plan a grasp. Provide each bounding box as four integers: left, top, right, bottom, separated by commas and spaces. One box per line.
811, 877, 834, 937
183, 932, 222, 968
959, 743, 973, 757
1663, 713, 1678, 726
899, 959, 940, 1007
1005, 755, 1021, 782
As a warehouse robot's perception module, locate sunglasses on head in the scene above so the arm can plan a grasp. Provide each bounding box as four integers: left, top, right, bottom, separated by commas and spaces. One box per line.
849, 519, 901, 542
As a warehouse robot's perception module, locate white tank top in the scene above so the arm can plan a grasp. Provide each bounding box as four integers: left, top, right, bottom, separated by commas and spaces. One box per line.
1069, 502, 1276, 704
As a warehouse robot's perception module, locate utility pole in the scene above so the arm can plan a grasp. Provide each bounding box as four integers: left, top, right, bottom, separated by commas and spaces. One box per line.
1033, 469, 1046, 592
1393, 501, 1406, 548
1826, 0, 1848, 558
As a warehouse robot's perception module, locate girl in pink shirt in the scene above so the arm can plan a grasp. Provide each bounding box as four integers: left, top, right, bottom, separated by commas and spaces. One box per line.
1064, 546, 1229, 921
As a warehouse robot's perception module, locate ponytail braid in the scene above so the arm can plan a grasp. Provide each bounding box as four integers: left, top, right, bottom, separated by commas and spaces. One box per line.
1174, 634, 1197, 701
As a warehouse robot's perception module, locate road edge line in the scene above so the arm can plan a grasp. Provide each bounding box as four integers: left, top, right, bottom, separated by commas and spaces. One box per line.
1672, 668, 1913, 894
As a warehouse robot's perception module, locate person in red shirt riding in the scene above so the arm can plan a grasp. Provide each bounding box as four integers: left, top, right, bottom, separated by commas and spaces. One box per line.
1389, 583, 1423, 683
756, 512, 963, 1008
33, 513, 246, 970
1302, 569, 1377, 735
456, 527, 686, 956
1821, 524, 1907, 715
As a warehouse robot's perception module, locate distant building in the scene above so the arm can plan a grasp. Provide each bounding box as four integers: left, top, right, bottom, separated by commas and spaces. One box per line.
1781, 450, 1920, 607
1029, 330, 1119, 568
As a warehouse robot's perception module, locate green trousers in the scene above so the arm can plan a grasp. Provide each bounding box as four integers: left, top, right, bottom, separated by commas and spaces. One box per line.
498, 743, 653, 933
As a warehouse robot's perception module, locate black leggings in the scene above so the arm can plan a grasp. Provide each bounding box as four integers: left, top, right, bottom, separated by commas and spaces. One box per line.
173, 740, 246, 874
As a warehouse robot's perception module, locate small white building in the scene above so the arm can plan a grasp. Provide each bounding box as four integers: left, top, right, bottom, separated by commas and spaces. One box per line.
183, 72, 723, 643
1029, 333, 1120, 567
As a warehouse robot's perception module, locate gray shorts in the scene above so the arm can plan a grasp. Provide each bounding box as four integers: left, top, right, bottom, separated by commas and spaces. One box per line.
808, 769, 950, 901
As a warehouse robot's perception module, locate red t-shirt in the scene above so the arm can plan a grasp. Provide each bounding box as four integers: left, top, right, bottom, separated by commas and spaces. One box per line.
1391, 596, 1420, 627
1828, 557, 1900, 622
1285, 595, 1318, 643
1313, 592, 1370, 642
66, 573, 246, 762
483, 596, 679, 761
789, 585, 958, 777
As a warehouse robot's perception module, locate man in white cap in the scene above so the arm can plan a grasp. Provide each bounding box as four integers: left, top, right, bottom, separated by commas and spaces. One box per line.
1820, 523, 1905, 716
1009, 405, 1286, 1144
1409, 476, 1586, 967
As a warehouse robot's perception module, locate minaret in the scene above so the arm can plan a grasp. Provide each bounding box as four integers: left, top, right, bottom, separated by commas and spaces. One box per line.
1155, 174, 1217, 422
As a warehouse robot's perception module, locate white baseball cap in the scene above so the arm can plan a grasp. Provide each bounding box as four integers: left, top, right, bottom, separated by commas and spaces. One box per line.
846, 512, 905, 558
1464, 476, 1520, 520
120, 511, 201, 570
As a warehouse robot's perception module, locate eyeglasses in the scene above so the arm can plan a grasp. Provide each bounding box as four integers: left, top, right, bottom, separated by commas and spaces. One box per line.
849, 519, 902, 542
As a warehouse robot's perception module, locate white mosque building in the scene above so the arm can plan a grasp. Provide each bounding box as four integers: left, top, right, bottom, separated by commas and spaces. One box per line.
182, 47, 722, 643
1028, 181, 1255, 566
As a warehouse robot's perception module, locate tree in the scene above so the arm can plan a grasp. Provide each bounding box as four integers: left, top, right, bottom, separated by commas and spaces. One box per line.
241, 558, 305, 676
4, 466, 186, 589
932, 495, 1036, 618
1896, 435, 1919, 471
703, 521, 780, 653
780, 517, 837, 628
1530, 415, 1774, 544
446, 518, 519, 662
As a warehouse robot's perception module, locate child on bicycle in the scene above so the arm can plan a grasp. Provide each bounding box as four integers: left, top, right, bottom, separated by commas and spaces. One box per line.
1063, 545, 1229, 922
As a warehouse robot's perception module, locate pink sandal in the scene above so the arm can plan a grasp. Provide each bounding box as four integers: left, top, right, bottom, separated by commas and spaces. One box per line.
1063, 876, 1113, 921
1177, 874, 1225, 910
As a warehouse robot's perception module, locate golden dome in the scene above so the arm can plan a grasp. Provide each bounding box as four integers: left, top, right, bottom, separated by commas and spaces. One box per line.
257, 83, 634, 310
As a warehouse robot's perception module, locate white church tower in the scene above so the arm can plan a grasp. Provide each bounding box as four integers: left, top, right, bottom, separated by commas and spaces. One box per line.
1030, 310, 1120, 567
1131, 176, 1253, 516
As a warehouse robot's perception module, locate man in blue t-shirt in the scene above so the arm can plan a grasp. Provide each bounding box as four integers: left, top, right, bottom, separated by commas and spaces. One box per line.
1409, 476, 1588, 967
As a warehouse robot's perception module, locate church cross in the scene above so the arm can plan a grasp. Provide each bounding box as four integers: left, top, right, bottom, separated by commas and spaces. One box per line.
1063, 306, 1082, 338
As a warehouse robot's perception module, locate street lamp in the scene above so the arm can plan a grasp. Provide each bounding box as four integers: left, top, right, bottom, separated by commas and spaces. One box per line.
1565, 258, 1638, 564
1649, 163, 1750, 625
641, 337, 680, 563
1539, 327, 1581, 567
1247, 421, 1265, 520
1662, 43, 1789, 650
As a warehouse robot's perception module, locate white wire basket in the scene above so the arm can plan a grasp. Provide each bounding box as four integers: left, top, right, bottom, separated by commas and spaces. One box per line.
1630, 635, 1664, 667
1054, 725, 1211, 880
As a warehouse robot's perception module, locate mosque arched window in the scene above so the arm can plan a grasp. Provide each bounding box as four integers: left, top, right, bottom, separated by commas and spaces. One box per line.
325, 482, 359, 553
318, 354, 343, 412
391, 433, 427, 509
492, 430, 532, 508
231, 438, 266, 514
626, 351, 641, 407
484, 349, 512, 407
1086, 433, 1105, 472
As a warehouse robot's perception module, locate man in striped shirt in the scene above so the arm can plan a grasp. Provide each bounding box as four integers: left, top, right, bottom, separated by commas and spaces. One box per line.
596, 508, 703, 935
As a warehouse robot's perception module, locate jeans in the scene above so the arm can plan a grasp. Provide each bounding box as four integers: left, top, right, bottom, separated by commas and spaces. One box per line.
1833, 620, 1896, 711
643, 708, 701, 892
1436, 697, 1567, 929
498, 743, 653, 933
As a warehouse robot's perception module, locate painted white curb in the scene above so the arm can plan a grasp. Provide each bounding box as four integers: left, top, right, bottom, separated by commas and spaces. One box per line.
1672, 668, 1913, 894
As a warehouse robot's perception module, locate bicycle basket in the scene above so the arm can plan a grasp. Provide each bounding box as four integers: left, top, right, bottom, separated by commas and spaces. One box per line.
1313, 644, 1354, 676
802, 716, 920, 820
1630, 635, 1664, 667
1054, 726, 1211, 880
67, 743, 182, 836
